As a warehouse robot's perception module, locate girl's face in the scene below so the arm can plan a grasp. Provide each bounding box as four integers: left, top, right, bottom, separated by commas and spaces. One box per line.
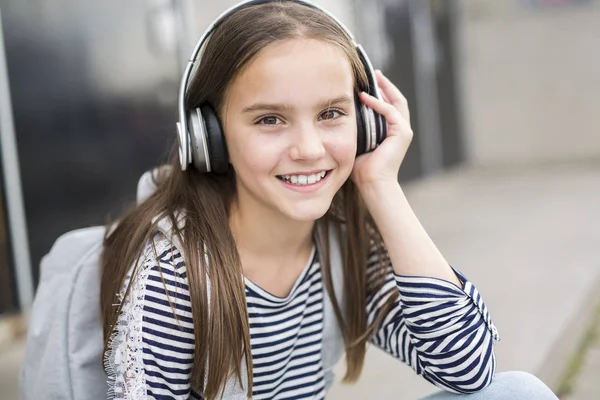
222, 38, 357, 222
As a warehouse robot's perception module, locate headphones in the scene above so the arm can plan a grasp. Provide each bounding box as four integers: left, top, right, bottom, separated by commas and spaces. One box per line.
176, 0, 387, 173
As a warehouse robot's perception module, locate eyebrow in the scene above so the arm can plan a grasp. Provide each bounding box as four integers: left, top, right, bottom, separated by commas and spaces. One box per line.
241, 94, 353, 113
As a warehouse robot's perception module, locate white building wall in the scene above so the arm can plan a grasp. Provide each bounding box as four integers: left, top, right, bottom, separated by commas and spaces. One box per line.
457, 0, 600, 166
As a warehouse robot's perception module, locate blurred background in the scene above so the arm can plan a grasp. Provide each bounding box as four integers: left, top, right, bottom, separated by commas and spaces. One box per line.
0, 0, 599, 398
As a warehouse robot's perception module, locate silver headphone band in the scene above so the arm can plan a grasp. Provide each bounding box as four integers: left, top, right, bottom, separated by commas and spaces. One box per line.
357, 44, 383, 107
188, 0, 358, 67
178, 0, 380, 170
356, 45, 381, 152
177, 61, 194, 169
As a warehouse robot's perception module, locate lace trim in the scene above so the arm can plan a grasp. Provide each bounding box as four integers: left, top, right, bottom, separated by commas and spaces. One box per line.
105, 238, 166, 399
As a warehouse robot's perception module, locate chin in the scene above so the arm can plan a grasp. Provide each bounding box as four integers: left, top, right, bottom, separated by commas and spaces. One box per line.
281, 200, 332, 222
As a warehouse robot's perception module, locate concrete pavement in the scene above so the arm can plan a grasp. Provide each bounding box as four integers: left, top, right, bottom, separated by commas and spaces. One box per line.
0, 338, 24, 400
562, 301, 600, 400
328, 162, 600, 399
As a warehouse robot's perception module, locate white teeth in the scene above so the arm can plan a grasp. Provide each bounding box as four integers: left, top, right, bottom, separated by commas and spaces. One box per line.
279, 171, 328, 186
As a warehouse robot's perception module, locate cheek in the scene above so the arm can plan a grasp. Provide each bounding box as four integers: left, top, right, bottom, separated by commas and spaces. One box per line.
327, 128, 357, 165
229, 134, 280, 175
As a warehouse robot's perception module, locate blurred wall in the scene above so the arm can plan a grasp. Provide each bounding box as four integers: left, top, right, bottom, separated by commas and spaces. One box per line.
458, 0, 600, 167
0, 0, 182, 296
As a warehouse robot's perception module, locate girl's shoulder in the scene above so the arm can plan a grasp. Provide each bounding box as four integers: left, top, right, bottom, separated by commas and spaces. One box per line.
141, 230, 184, 270
119, 229, 188, 300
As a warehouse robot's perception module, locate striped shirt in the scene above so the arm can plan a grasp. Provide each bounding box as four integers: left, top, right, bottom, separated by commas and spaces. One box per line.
107, 232, 500, 399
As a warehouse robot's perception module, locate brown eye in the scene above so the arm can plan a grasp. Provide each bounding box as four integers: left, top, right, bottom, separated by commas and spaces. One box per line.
257, 116, 282, 125
319, 109, 343, 121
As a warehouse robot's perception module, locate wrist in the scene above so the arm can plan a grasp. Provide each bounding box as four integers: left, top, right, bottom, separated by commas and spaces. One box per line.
358, 180, 402, 197
358, 181, 405, 212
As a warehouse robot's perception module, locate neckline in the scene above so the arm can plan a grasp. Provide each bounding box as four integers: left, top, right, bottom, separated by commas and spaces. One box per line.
244, 245, 318, 304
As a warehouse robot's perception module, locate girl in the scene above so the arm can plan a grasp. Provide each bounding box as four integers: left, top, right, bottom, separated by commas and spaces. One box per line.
100, 1, 558, 399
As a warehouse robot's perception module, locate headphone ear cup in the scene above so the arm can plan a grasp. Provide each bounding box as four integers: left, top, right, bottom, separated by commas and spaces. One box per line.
200, 103, 229, 174
373, 107, 387, 147
355, 93, 367, 156
187, 108, 209, 173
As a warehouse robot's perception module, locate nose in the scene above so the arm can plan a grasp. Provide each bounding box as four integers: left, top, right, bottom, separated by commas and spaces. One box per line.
289, 123, 326, 161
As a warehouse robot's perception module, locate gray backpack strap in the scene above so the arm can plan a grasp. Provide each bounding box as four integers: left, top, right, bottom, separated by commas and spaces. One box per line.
67, 228, 110, 400
321, 221, 347, 390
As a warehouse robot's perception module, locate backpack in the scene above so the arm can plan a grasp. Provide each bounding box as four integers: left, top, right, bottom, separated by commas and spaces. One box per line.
21, 225, 109, 400
20, 216, 346, 399
20, 170, 161, 399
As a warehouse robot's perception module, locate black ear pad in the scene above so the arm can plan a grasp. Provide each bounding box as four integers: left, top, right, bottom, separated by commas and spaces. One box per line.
200, 103, 229, 174
354, 92, 367, 156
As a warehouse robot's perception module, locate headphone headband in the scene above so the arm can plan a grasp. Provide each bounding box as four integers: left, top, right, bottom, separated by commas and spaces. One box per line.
177, 0, 385, 171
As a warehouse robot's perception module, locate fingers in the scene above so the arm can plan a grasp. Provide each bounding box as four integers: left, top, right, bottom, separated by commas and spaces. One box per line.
380, 86, 390, 103
375, 70, 410, 121
359, 91, 413, 141
359, 91, 400, 124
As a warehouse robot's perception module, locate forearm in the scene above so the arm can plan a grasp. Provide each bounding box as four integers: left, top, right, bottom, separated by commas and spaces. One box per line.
360, 182, 461, 287
366, 264, 500, 393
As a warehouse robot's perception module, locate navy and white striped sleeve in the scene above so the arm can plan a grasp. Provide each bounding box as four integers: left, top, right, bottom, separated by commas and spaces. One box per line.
365, 245, 500, 394
108, 237, 199, 399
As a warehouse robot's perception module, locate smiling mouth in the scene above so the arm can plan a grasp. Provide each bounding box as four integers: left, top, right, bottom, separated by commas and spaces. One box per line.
276, 170, 331, 186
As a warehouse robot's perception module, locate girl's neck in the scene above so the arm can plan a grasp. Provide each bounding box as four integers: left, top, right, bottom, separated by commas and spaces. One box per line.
228, 199, 315, 267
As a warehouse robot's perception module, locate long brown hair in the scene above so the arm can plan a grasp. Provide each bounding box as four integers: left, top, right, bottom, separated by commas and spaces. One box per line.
100, 2, 396, 399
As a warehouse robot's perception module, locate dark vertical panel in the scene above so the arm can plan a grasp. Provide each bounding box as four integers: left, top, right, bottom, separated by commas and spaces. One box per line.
0, 167, 17, 313
433, 0, 465, 168
381, 1, 423, 182
371, 0, 465, 179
